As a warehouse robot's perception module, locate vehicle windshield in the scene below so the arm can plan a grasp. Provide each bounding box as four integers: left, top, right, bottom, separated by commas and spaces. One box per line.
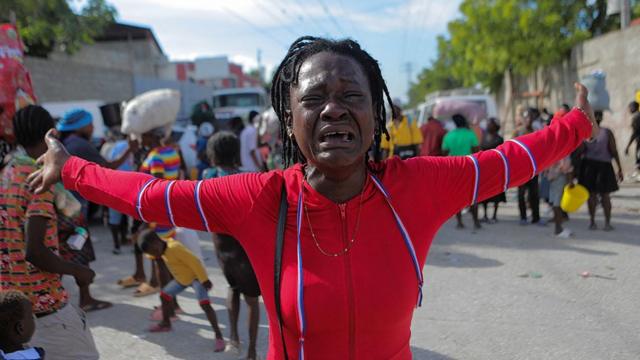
214, 93, 261, 108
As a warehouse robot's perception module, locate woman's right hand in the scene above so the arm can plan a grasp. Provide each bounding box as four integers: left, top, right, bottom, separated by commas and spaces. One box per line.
27, 129, 71, 194
574, 82, 598, 139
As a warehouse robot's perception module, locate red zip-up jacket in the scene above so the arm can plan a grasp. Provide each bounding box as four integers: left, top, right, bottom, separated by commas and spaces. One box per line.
62, 109, 592, 359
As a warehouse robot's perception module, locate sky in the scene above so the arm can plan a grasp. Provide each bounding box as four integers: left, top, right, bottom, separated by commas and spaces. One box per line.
104, 0, 463, 103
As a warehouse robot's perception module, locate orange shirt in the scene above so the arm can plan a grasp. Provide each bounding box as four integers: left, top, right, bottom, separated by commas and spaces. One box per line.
0, 154, 67, 315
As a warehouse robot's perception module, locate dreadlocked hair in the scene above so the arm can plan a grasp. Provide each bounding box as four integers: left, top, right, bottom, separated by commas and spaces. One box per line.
13, 105, 55, 148
270, 36, 395, 168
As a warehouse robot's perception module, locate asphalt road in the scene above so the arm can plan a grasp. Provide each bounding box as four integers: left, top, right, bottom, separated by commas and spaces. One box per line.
65, 186, 640, 360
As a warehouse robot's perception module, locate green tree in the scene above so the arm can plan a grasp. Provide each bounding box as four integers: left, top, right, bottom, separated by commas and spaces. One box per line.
0, 0, 117, 57
408, 36, 463, 107
446, 0, 590, 92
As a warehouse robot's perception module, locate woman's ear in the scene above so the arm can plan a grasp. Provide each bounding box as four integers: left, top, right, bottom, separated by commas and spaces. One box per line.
284, 110, 294, 139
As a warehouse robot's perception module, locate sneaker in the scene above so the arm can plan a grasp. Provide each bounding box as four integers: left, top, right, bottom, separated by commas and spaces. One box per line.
214, 338, 226, 352
519, 219, 529, 226
535, 219, 548, 226
112, 248, 121, 255
555, 228, 573, 238
225, 340, 242, 356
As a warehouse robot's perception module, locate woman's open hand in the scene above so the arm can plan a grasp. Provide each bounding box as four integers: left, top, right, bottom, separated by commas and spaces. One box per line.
574, 82, 599, 139
27, 129, 71, 194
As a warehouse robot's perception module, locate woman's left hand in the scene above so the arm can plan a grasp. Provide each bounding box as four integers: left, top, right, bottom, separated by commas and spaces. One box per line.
27, 129, 71, 194
574, 82, 599, 139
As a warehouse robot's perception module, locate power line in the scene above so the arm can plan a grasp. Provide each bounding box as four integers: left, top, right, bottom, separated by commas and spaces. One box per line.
336, 0, 360, 40
399, 0, 412, 67
413, 0, 435, 68
278, 0, 329, 37
250, 0, 300, 38
220, 6, 288, 48
317, 0, 347, 37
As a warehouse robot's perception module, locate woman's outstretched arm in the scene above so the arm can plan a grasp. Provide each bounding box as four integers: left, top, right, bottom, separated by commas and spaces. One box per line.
28, 133, 270, 234
409, 83, 597, 223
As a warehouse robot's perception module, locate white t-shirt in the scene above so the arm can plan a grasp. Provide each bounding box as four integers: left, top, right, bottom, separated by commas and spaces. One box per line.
174, 227, 203, 262
240, 124, 260, 172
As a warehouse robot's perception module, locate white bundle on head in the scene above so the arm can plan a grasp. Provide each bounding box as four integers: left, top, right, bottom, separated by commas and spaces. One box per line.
121, 89, 181, 136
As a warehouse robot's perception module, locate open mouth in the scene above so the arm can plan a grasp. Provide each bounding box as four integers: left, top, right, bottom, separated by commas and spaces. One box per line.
320, 131, 355, 143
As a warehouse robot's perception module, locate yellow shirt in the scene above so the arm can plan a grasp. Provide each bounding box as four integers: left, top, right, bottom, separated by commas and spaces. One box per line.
380, 116, 423, 156
162, 238, 209, 286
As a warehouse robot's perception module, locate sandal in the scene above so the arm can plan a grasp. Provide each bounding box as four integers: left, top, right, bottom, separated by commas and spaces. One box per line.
214, 338, 225, 352
117, 276, 143, 288
150, 307, 179, 321
153, 305, 184, 314
81, 300, 113, 313
148, 323, 172, 333
134, 283, 160, 297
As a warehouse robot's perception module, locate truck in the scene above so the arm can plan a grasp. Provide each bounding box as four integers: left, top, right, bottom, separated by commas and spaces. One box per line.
415, 88, 498, 131
212, 87, 268, 123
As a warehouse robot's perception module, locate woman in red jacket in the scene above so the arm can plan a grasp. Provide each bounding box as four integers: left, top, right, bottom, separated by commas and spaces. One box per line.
30, 37, 596, 359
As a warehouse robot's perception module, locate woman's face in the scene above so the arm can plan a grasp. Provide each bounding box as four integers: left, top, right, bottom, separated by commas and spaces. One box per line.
289, 52, 375, 170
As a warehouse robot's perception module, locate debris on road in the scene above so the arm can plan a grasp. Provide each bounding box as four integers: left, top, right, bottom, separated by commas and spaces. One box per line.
518, 271, 543, 279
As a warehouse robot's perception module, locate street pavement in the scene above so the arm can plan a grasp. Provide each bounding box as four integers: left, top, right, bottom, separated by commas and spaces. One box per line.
67, 185, 640, 360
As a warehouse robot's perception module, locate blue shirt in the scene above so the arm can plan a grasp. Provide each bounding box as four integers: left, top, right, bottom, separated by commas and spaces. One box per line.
63, 134, 106, 166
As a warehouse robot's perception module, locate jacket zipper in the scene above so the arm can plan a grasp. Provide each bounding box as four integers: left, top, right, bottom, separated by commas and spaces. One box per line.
339, 203, 356, 360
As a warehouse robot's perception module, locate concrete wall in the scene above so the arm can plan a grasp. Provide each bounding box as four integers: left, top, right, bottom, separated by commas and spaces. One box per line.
26, 56, 134, 104
498, 25, 640, 174
26, 38, 172, 105
48, 40, 167, 77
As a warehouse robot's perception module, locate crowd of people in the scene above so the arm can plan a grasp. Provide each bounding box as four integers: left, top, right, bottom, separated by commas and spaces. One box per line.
1, 105, 265, 359
0, 35, 633, 360
384, 102, 631, 238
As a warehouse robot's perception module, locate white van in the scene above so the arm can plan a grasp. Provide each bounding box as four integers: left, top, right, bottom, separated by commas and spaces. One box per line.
416, 89, 498, 131
212, 87, 267, 123
42, 100, 108, 140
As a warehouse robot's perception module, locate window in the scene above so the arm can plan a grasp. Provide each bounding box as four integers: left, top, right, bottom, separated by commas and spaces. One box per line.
214, 93, 261, 108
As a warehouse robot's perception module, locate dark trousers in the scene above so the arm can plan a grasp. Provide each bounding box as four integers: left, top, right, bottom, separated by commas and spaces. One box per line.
518, 176, 540, 222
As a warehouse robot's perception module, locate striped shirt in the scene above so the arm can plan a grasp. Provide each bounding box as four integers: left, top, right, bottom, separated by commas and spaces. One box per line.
140, 146, 181, 239
140, 145, 181, 180
0, 154, 68, 315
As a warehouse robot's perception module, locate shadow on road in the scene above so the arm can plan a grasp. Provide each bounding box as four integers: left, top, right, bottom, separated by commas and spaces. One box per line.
411, 347, 457, 359
88, 297, 269, 359
426, 250, 503, 268
435, 213, 634, 257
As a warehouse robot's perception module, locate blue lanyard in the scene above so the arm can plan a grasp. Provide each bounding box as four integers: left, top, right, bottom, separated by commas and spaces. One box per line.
294, 174, 424, 359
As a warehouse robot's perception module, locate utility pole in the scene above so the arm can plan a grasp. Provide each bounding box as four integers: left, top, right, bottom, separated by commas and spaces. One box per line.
404, 62, 413, 100
621, 0, 631, 29
256, 48, 263, 84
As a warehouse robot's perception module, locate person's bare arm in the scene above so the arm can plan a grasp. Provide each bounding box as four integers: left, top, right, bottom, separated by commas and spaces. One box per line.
25, 216, 95, 286
250, 149, 262, 170
625, 133, 638, 155
105, 139, 138, 169
608, 130, 624, 182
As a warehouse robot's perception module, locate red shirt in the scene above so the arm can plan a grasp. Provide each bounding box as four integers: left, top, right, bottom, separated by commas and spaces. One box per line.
62, 109, 591, 359
419, 119, 447, 156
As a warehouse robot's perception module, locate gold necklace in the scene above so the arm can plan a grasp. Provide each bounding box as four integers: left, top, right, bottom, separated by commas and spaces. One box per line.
303, 177, 367, 257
